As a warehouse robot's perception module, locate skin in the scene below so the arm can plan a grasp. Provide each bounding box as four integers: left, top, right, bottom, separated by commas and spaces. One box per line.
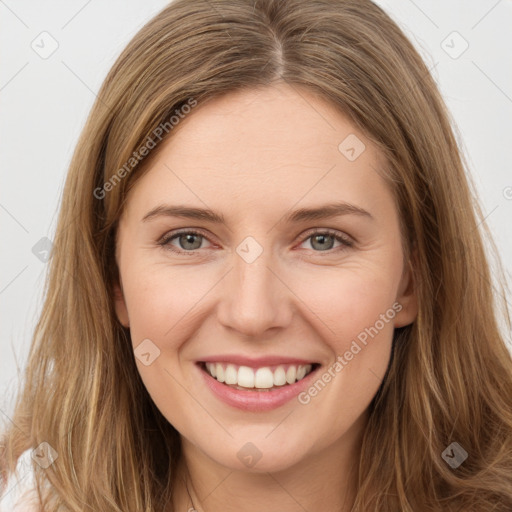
113, 82, 418, 511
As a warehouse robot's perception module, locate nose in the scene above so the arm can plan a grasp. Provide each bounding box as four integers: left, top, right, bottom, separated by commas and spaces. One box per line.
216, 243, 293, 339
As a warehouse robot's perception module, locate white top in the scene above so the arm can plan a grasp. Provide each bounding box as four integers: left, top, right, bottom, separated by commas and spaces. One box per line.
0, 449, 40, 511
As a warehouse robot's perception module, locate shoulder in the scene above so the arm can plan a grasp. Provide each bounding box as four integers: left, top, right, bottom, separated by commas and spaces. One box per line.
0, 449, 41, 511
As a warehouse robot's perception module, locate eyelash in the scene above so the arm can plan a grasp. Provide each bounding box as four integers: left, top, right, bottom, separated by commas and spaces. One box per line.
157, 228, 354, 256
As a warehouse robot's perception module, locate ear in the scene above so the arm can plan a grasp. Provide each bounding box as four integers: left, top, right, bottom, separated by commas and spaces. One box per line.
113, 280, 130, 328
393, 246, 418, 328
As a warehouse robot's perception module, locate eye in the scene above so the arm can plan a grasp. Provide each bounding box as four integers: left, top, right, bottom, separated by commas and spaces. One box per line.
157, 228, 353, 255
158, 229, 212, 255
297, 228, 354, 254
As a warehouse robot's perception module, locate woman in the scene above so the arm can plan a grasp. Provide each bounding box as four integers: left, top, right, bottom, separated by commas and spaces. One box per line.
1, 0, 512, 510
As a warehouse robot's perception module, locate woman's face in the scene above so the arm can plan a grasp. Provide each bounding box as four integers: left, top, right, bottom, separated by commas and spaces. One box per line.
114, 83, 417, 473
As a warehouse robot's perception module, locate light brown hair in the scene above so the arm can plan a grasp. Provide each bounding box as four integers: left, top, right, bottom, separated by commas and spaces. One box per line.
2, 0, 512, 510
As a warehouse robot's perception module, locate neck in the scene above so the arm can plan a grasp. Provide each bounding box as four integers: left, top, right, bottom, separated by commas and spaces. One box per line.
171, 411, 367, 512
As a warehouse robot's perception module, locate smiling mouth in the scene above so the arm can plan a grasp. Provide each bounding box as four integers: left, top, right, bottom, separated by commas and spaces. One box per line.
198, 361, 320, 391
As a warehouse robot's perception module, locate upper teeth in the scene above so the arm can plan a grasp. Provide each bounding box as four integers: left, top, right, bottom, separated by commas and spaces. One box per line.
204, 363, 313, 389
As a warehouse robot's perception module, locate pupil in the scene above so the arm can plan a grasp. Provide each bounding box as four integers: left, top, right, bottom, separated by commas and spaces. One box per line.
181, 234, 201, 250
312, 234, 333, 251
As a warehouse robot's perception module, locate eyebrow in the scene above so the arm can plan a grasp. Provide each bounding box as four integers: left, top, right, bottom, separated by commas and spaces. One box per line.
142, 201, 373, 224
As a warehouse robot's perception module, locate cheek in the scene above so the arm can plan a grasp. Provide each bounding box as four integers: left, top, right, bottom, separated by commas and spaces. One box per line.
122, 266, 206, 427
289, 264, 399, 408
123, 265, 205, 343
290, 262, 401, 347
291, 269, 397, 445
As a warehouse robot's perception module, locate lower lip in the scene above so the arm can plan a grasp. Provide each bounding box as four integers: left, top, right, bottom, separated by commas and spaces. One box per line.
197, 363, 320, 412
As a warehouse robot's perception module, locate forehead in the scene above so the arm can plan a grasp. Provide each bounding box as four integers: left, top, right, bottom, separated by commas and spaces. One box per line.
121, 83, 392, 224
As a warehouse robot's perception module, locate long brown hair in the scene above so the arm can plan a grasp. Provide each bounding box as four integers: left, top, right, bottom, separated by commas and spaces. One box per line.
2, 0, 512, 510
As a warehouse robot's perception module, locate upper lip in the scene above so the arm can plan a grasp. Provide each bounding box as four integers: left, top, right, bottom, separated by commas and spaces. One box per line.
198, 355, 319, 368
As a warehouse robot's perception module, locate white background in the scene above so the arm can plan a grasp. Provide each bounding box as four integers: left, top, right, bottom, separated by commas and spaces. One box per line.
1, 0, 511, 424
